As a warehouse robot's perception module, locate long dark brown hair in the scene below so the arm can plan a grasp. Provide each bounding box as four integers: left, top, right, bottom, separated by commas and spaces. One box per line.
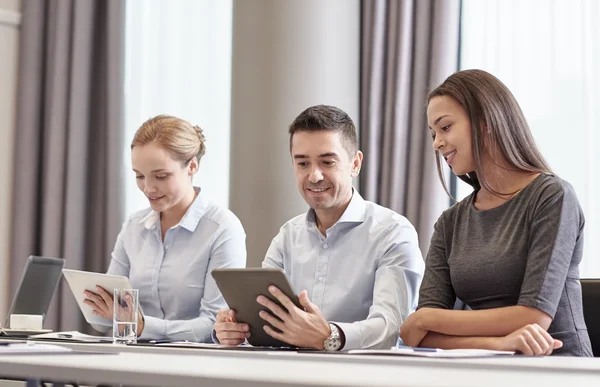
427, 69, 552, 198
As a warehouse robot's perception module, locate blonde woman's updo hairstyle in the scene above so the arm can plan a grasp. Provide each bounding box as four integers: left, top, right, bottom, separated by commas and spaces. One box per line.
131, 115, 206, 164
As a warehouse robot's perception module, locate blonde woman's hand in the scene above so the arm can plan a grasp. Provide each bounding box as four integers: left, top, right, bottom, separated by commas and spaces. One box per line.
83, 286, 114, 320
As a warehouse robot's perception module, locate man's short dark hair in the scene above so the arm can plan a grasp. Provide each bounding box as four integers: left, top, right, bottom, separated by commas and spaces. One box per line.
288, 105, 358, 156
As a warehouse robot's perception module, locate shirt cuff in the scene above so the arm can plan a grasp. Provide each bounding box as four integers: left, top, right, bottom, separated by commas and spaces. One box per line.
331, 321, 360, 351
140, 315, 167, 340
211, 329, 220, 344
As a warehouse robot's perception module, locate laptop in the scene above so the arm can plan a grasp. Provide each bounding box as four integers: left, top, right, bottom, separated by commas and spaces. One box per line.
2, 256, 65, 334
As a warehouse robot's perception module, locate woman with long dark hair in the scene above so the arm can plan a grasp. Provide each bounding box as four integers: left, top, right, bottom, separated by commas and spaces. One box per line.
399, 70, 592, 356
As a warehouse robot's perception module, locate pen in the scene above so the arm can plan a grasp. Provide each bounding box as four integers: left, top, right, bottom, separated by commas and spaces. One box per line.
405, 347, 440, 352
393, 346, 440, 352
395, 337, 440, 352
394, 344, 440, 353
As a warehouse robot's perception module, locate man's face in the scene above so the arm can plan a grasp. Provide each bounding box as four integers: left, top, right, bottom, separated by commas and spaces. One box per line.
291, 130, 362, 211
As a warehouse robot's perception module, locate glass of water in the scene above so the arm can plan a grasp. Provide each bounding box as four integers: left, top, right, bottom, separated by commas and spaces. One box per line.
113, 288, 139, 344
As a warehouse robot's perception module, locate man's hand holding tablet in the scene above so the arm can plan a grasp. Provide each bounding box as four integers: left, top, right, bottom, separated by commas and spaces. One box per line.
256, 286, 331, 349
212, 268, 338, 349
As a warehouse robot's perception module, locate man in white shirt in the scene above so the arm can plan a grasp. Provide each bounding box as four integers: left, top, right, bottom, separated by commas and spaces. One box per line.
214, 105, 424, 350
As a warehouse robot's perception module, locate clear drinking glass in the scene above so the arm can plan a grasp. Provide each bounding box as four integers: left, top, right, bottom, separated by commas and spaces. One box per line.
113, 288, 139, 344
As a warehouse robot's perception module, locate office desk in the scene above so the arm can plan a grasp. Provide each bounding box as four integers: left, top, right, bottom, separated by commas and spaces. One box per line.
0, 346, 599, 387
22, 339, 600, 372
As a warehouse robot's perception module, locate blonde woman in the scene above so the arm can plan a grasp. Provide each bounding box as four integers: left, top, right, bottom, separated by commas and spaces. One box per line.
84, 115, 246, 342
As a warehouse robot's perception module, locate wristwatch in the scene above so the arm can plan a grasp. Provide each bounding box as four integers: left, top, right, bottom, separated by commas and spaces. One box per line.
323, 323, 343, 351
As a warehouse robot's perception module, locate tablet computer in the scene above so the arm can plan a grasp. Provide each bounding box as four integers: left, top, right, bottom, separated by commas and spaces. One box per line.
211, 268, 302, 347
62, 269, 133, 326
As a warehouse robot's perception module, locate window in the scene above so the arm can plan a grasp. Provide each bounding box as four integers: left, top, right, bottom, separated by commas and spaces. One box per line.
124, 0, 233, 215
459, 0, 600, 276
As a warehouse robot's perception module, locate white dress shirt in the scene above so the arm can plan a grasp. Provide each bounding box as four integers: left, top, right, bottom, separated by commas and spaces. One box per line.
108, 188, 246, 342
263, 189, 424, 350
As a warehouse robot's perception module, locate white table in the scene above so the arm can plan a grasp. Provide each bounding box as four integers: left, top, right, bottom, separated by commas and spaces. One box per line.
0, 344, 599, 387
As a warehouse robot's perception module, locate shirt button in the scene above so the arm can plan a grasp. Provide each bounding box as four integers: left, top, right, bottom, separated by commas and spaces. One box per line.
323, 244, 328, 249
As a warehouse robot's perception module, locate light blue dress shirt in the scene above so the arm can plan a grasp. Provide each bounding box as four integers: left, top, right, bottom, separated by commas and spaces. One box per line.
107, 188, 246, 342
263, 189, 424, 350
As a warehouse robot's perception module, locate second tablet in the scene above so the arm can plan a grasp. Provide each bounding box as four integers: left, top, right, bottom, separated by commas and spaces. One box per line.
211, 268, 302, 347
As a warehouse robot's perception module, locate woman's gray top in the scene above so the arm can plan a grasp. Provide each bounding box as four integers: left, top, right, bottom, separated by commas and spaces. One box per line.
419, 173, 592, 356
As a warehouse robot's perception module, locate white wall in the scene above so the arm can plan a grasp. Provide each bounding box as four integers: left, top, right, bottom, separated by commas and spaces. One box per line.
0, 0, 20, 319
460, 0, 600, 277
230, 0, 360, 267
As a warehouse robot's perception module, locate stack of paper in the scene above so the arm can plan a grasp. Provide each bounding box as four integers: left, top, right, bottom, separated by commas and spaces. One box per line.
155, 342, 299, 351
29, 331, 113, 342
0, 343, 73, 354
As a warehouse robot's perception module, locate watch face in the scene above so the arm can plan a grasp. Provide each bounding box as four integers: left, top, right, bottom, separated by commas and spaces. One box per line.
325, 337, 341, 351
333, 339, 341, 350
325, 324, 342, 351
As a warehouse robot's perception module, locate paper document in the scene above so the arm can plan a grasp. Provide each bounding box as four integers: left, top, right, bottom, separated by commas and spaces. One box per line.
156, 341, 226, 348
348, 347, 515, 358
0, 343, 73, 354
155, 342, 299, 351
29, 331, 113, 342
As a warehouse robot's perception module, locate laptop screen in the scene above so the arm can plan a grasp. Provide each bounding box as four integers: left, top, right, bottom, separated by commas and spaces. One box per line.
5, 256, 65, 328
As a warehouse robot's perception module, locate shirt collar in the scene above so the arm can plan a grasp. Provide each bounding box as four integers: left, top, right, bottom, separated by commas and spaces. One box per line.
139, 187, 207, 232
305, 188, 367, 228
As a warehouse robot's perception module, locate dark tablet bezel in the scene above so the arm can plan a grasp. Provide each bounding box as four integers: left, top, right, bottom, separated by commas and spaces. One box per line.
211, 268, 302, 348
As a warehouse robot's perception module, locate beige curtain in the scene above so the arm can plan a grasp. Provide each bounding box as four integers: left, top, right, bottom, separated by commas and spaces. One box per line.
10, 0, 126, 332
360, 0, 460, 255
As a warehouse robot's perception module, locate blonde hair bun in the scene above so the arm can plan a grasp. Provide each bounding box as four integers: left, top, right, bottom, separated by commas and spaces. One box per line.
131, 115, 207, 163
